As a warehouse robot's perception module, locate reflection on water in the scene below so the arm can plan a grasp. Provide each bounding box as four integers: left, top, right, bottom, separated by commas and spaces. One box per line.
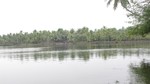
0, 44, 150, 84
0, 47, 150, 61
130, 60, 150, 84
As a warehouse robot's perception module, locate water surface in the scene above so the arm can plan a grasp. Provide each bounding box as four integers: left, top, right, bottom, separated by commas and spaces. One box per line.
0, 43, 150, 84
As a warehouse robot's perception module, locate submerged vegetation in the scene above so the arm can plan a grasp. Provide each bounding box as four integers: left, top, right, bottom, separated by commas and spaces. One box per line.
130, 60, 150, 84
0, 27, 150, 46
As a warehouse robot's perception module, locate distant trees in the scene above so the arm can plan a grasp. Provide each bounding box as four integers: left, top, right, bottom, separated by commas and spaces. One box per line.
0, 27, 150, 46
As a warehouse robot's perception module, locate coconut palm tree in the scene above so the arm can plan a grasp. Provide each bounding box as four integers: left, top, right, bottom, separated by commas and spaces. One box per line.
106, 0, 132, 9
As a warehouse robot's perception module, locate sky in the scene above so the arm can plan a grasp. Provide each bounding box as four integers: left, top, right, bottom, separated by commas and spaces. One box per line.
0, 0, 131, 35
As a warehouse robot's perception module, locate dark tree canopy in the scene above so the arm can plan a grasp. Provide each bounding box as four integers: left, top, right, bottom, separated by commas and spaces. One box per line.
106, 0, 150, 35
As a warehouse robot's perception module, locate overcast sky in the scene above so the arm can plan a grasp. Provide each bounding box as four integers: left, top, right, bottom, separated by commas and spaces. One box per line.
0, 0, 130, 35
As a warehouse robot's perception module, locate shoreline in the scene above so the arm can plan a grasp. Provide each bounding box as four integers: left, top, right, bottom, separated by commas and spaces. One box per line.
1, 40, 149, 48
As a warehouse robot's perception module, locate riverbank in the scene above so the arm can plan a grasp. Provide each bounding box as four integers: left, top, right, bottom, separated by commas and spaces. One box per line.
4, 40, 149, 49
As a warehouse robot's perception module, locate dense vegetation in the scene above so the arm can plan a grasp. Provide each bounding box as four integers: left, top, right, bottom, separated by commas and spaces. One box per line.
107, 0, 150, 35
0, 27, 150, 46
130, 60, 150, 84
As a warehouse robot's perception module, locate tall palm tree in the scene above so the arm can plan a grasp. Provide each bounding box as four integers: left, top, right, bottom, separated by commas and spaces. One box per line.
106, 0, 132, 10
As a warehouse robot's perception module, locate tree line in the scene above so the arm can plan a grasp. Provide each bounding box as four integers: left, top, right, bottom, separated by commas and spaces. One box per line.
0, 27, 150, 46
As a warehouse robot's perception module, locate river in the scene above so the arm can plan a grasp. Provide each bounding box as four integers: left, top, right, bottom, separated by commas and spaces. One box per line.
0, 43, 150, 84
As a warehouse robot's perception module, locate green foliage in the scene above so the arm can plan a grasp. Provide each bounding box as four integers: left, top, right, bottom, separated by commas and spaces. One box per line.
106, 0, 131, 9
0, 27, 150, 46
130, 60, 150, 84
106, 0, 150, 35
126, 0, 150, 36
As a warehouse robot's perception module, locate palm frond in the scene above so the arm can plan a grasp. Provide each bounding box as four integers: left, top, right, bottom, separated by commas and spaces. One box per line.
106, 0, 131, 10
120, 0, 130, 8
107, 0, 113, 6
113, 0, 119, 10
